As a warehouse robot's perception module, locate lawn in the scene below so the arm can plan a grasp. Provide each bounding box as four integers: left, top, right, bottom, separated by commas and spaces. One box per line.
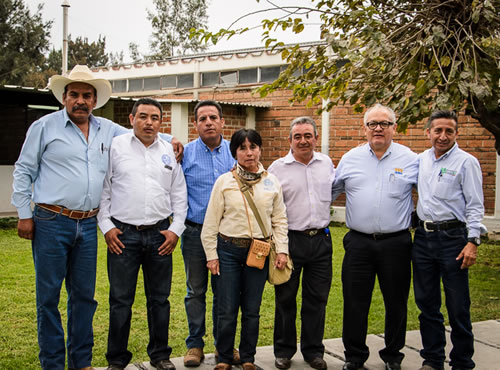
0, 223, 498, 369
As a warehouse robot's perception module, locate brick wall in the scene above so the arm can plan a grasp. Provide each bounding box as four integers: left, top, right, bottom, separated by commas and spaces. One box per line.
143, 89, 496, 215
206, 89, 497, 215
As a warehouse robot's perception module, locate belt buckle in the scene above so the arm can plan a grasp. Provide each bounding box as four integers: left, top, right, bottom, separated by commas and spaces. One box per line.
68, 210, 84, 220
423, 220, 435, 232
308, 229, 318, 236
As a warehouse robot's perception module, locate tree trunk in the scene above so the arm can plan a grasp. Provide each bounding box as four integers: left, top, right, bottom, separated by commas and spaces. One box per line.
470, 98, 500, 156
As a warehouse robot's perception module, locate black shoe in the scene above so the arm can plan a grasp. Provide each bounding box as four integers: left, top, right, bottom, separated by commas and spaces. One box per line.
343, 362, 364, 370
151, 359, 176, 370
385, 362, 401, 370
107, 366, 125, 370
275, 357, 292, 369
307, 357, 327, 370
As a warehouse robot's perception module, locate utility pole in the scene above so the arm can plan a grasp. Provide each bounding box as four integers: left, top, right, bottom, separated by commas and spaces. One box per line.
62, 0, 70, 75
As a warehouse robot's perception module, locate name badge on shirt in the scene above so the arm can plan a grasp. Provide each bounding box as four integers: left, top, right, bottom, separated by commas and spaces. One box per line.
162, 154, 173, 170
263, 178, 274, 191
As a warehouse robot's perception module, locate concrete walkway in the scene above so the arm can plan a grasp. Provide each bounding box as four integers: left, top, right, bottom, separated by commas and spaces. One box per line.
96, 319, 500, 369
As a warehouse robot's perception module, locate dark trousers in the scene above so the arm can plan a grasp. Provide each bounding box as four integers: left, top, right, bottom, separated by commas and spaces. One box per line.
413, 226, 474, 370
274, 230, 332, 361
216, 236, 268, 364
106, 218, 173, 367
342, 230, 412, 365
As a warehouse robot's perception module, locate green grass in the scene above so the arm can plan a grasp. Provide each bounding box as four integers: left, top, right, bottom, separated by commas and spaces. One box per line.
0, 225, 498, 369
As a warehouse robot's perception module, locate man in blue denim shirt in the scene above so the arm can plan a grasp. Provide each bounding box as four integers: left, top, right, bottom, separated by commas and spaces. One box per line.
181, 101, 236, 367
11, 65, 181, 370
413, 110, 484, 370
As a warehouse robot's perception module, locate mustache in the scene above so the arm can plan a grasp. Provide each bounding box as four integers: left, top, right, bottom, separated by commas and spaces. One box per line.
72, 105, 89, 112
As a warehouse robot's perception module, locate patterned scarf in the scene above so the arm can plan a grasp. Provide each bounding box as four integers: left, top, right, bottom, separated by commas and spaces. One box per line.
235, 163, 265, 194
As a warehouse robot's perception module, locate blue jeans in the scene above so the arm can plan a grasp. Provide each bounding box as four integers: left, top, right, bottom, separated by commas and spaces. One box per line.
32, 205, 98, 370
413, 226, 475, 369
181, 223, 218, 349
216, 236, 268, 364
106, 218, 173, 366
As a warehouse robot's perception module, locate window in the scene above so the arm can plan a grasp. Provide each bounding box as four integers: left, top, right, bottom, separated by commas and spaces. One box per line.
144, 77, 161, 91
128, 79, 143, 92
220, 71, 237, 85
162, 75, 177, 88
111, 80, 126, 93
260, 66, 281, 82
239, 68, 258, 84
201, 72, 219, 86
178, 74, 194, 88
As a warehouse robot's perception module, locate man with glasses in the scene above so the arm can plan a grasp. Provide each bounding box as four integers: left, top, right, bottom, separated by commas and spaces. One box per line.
332, 104, 418, 370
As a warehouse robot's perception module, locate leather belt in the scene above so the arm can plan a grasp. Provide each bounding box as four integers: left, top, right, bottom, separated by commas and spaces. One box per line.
418, 219, 465, 232
112, 217, 164, 231
218, 233, 270, 248
37, 203, 99, 220
351, 229, 408, 240
219, 233, 252, 248
292, 228, 324, 237
185, 219, 203, 228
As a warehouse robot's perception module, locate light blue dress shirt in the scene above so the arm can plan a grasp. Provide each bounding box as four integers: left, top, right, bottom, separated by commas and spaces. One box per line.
332, 142, 418, 234
416, 143, 484, 238
181, 136, 235, 224
11, 108, 172, 219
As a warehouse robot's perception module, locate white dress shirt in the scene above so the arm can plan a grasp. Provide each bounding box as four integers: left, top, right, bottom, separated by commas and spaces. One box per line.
417, 143, 484, 238
268, 150, 335, 230
332, 142, 417, 234
98, 132, 188, 237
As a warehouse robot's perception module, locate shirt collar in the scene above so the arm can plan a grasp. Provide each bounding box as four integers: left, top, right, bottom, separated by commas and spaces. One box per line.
131, 132, 159, 147
367, 141, 393, 160
197, 135, 223, 152
63, 108, 100, 129
283, 149, 322, 165
430, 142, 458, 161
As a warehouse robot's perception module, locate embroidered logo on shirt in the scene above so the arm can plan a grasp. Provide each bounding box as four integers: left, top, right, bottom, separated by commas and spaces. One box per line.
394, 168, 403, 175
439, 168, 456, 176
162, 154, 172, 170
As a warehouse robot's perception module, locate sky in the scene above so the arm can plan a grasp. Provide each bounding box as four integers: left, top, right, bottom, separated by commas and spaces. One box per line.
24, 0, 322, 63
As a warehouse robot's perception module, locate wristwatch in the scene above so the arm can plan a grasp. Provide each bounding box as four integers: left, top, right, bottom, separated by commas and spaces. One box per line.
468, 237, 481, 246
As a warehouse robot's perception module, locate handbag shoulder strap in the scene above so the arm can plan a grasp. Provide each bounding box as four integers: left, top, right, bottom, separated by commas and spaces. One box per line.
232, 171, 269, 238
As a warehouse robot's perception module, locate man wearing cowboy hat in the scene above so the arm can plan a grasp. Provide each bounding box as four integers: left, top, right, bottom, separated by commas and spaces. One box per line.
11, 65, 182, 370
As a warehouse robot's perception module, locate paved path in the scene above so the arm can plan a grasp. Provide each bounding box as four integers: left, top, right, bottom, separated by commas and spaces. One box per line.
96, 319, 500, 369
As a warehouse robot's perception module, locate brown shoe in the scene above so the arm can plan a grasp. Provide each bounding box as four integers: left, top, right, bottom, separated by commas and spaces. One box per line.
184, 347, 205, 367
214, 348, 240, 364
242, 363, 256, 370
232, 348, 241, 365
214, 363, 231, 370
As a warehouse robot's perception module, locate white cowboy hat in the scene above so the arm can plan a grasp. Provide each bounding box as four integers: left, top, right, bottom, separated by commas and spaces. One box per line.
49, 65, 112, 109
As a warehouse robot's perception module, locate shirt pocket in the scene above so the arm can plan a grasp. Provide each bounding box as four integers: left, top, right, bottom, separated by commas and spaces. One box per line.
433, 176, 459, 200
387, 172, 410, 198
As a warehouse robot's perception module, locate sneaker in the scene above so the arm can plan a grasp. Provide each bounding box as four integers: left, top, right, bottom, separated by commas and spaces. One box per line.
184, 348, 205, 367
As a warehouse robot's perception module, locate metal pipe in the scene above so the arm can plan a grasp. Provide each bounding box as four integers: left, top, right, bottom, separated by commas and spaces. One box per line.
62, 0, 70, 75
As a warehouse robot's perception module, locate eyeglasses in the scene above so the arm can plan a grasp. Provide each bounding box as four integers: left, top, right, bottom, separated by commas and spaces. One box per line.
366, 121, 394, 130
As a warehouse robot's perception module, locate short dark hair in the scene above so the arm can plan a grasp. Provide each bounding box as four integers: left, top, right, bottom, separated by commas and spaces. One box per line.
131, 98, 163, 117
230, 129, 262, 158
289, 116, 318, 138
194, 100, 223, 121
427, 110, 458, 131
